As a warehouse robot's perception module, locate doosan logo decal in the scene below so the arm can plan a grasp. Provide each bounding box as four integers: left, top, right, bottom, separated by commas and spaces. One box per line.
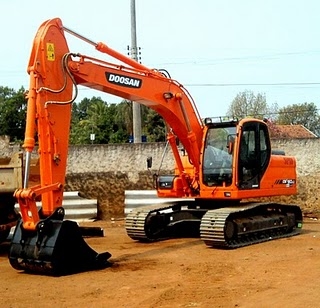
106, 73, 142, 88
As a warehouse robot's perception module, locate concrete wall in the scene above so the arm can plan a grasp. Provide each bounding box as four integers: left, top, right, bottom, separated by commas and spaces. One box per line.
269, 139, 320, 216
66, 139, 320, 178
67, 142, 173, 181
1, 137, 320, 218
271, 139, 320, 176
65, 143, 172, 218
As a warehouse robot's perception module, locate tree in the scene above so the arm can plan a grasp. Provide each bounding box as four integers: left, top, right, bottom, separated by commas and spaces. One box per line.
70, 98, 135, 144
277, 102, 320, 136
264, 101, 279, 122
69, 118, 93, 144
108, 103, 130, 143
114, 100, 133, 137
71, 97, 91, 124
87, 99, 113, 144
70, 98, 134, 144
0, 86, 27, 142
227, 90, 270, 120
143, 109, 166, 142
70, 97, 112, 144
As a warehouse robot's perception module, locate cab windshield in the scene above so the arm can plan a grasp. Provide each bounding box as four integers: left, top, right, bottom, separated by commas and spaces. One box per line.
203, 126, 236, 186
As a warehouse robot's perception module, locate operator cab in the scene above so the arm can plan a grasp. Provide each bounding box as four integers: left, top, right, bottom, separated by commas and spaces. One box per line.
202, 118, 271, 189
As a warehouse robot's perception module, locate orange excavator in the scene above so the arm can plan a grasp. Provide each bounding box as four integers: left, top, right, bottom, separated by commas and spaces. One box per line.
9, 18, 302, 275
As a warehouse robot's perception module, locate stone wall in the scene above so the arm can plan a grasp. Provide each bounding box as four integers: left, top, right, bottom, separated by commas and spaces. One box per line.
1, 137, 320, 218
0, 136, 20, 157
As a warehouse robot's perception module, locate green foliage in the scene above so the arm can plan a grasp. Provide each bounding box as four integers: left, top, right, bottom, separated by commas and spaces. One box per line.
71, 97, 91, 124
143, 109, 166, 142
70, 97, 113, 144
0, 86, 27, 142
69, 97, 166, 144
114, 100, 133, 135
69, 119, 93, 144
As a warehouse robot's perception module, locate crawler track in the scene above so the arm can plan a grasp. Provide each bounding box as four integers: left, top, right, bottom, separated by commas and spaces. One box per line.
126, 202, 303, 248
200, 203, 303, 248
125, 203, 205, 241
125, 206, 159, 241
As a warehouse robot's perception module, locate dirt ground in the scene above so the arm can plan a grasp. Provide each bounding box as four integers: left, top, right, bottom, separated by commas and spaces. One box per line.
1, 218, 320, 308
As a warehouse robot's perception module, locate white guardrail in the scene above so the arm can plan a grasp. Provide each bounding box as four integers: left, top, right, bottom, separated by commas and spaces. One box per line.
124, 190, 194, 215
14, 191, 98, 222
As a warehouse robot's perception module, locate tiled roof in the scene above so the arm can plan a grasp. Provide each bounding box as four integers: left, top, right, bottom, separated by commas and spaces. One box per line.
268, 124, 317, 139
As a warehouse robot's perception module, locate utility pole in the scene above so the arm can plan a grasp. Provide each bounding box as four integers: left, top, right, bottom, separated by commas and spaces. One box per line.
130, 0, 142, 143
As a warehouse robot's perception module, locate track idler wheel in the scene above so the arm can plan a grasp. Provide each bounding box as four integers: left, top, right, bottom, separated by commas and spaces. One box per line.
8, 208, 111, 276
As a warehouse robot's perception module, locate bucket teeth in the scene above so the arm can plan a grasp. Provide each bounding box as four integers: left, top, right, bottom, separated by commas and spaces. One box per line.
9, 219, 111, 276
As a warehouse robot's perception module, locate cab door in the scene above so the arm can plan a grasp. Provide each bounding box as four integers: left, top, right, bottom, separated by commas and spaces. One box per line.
237, 121, 271, 189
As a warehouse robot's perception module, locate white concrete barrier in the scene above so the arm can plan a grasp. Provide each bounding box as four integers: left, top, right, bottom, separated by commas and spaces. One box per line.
124, 190, 194, 215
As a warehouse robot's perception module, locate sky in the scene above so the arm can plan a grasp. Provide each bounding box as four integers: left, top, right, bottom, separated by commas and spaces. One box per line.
1, 0, 320, 118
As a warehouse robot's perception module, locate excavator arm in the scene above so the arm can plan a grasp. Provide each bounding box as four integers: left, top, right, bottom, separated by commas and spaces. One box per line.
10, 18, 204, 275
16, 18, 204, 231
15, 19, 73, 230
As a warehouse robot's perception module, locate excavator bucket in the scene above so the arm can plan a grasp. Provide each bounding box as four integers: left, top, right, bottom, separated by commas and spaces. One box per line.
9, 212, 111, 276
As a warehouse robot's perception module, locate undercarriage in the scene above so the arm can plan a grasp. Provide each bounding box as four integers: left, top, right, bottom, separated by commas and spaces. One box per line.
125, 201, 303, 248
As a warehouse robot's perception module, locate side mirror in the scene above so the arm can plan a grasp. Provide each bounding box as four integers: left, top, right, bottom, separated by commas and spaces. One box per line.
147, 156, 152, 169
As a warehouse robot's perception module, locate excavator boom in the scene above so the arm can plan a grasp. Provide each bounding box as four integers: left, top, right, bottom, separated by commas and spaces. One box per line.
16, 17, 205, 232
9, 17, 205, 275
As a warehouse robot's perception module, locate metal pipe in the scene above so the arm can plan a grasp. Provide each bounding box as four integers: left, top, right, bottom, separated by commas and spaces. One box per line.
178, 98, 192, 132
23, 151, 31, 189
62, 26, 97, 47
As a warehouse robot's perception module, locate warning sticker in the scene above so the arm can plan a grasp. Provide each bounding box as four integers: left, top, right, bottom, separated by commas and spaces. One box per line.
46, 43, 55, 61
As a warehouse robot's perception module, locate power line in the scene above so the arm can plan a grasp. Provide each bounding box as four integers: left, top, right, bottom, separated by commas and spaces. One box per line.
185, 82, 320, 87
152, 49, 320, 66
